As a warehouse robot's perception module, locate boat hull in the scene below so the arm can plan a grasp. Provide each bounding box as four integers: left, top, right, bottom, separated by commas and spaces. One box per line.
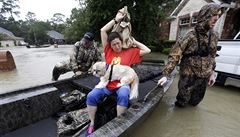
0, 60, 176, 137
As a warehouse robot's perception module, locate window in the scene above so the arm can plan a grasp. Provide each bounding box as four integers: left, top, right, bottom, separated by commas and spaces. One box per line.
191, 16, 197, 24
180, 18, 190, 25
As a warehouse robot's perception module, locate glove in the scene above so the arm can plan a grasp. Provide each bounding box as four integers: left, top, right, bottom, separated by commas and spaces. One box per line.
157, 76, 167, 86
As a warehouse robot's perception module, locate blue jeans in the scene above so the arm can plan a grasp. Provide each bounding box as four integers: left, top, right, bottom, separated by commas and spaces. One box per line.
86, 85, 130, 107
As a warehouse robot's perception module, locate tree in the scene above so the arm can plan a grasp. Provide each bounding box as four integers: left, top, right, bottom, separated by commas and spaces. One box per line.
0, 0, 20, 20
75, 0, 87, 8
28, 21, 51, 45
83, 0, 179, 46
64, 0, 180, 45
50, 13, 66, 33
0, 34, 3, 41
25, 12, 37, 24
64, 7, 90, 43
51, 13, 65, 24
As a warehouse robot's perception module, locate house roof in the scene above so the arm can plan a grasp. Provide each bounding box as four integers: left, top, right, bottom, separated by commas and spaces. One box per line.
1, 34, 24, 40
170, 0, 224, 16
0, 27, 24, 40
0, 27, 15, 37
170, 0, 191, 16
47, 30, 65, 40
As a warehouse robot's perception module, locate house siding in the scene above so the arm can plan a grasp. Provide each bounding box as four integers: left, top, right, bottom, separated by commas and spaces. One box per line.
169, 20, 178, 40
169, 0, 240, 40
0, 40, 15, 47
178, 0, 207, 16
169, 0, 208, 40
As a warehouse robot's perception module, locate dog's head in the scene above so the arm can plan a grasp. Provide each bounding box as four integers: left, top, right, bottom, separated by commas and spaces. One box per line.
91, 62, 107, 77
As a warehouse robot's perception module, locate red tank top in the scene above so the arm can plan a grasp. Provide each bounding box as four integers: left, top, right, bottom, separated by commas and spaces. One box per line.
104, 44, 142, 90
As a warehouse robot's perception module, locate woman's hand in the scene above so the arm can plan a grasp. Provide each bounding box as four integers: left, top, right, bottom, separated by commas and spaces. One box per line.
132, 37, 151, 56
115, 9, 125, 22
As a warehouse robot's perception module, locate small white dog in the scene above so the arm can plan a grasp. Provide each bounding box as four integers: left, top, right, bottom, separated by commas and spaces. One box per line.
91, 61, 139, 100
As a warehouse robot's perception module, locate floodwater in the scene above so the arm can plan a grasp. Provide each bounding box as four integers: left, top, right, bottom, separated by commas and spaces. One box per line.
0, 46, 240, 137
0, 45, 74, 94
131, 75, 240, 137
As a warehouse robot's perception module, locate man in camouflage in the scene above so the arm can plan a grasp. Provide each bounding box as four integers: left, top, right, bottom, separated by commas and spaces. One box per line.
52, 32, 102, 81
158, 3, 222, 107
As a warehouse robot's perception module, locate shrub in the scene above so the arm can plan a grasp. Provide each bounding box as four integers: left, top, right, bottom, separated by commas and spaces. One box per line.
162, 48, 171, 55
162, 40, 176, 48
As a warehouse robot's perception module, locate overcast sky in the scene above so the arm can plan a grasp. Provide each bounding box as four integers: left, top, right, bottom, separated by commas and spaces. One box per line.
18, 0, 79, 21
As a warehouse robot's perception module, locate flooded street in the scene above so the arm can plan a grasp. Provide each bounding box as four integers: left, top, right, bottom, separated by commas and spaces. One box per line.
131, 75, 240, 137
0, 46, 239, 137
0, 45, 74, 94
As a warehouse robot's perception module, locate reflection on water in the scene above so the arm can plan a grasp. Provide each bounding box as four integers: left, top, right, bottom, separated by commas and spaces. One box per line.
0, 45, 74, 93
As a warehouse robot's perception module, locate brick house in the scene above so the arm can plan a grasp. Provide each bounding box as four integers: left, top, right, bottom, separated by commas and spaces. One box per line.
168, 0, 240, 40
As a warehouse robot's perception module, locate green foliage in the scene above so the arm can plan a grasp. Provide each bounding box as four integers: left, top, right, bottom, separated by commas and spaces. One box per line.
0, 19, 22, 36
0, 0, 20, 20
27, 21, 51, 45
162, 48, 171, 55
50, 13, 67, 33
161, 40, 176, 48
0, 0, 180, 46
84, 0, 165, 44
148, 40, 164, 52
82, 0, 180, 46
25, 12, 37, 23
0, 34, 3, 41
51, 13, 65, 24
64, 8, 91, 43
149, 39, 175, 52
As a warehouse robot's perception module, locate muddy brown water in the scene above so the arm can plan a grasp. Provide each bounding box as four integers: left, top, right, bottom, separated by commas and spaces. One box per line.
0, 45, 74, 94
131, 76, 240, 137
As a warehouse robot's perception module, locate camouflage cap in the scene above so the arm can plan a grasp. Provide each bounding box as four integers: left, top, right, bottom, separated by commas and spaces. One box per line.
197, 3, 221, 23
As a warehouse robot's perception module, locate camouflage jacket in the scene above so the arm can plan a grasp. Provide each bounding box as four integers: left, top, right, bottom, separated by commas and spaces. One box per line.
163, 27, 218, 78
69, 41, 102, 72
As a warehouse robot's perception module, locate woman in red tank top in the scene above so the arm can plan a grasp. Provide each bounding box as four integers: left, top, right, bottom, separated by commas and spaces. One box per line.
85, 8, 151, 136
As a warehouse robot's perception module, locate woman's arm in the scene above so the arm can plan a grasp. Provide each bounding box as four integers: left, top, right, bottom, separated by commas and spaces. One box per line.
100, 11, 125, 49
100, 20, 115, 49
132, 38, 151, 56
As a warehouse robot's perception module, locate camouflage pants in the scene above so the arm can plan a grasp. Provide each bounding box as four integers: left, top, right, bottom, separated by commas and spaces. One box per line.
176, 75, 208, 106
